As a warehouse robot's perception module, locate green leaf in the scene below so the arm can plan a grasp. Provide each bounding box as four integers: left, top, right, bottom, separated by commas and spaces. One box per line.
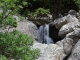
22, 1, 28, 6
18, 5, 23, 8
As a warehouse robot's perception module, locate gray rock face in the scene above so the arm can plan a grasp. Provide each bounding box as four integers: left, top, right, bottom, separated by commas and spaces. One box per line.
54, 16, 67, 29
63, 38, 74, 55
16, 21, 38, 39
59, 22, 80, 38
78, 16, 80, 22
68, 10, 77, 16
32, 42, 65, 60
54, 14, 79, 29
66, 28, 80, 38
68, 39, 80, 60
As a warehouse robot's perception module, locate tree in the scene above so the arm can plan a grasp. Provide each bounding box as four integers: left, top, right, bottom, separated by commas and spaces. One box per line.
42, 0, 62, 19
43, 0, 79, 20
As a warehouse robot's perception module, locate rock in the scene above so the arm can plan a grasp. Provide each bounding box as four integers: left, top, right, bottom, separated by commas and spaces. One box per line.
68, 10, 79, 17
59, 22, 80, 38
62, 28, 80, 56
32, 42, 65, 60
63, 38, 74, 55
56, 37, 74, 56
66, 14, 79, 22
54, 16, 67, 29
56, 40, 64, 48
66, 28, 80, 43
68, 39, 80, 60
16, 21, 38, 39
77, 16, 80, 22
68, 10, 77, 16
66, 28, 80, 38
54, 14, 79, 29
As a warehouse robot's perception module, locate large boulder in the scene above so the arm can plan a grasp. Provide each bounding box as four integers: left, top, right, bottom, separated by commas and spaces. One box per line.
68, 39, 80, 60
32, 42, 65, 60
54, 16, 67, 29
54, 14, 79, 29
59, 22, 80, 38
56, 38, 74, 56
16, 21, 38, 39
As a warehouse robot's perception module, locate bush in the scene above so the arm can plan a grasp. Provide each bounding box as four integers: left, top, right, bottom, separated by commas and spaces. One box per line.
0, 55, 8, 60
0, 30, 40, 60
4, 16, 17, 28
35, 8, 50, 17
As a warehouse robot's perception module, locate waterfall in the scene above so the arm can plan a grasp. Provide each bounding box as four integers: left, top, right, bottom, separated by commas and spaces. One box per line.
38, 24, 54, 44
38, 25, 44, 43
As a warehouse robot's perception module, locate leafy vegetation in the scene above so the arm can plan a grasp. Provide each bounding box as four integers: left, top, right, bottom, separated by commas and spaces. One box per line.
0, 30, 40, 60
28, 8, 50, 19
0, 0, 40, 60
35, 8, 50, 17
0, 0, 18, 28
0, 55, 8, 60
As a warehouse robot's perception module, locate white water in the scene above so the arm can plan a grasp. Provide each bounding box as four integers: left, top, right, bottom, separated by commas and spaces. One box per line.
38, 24, 54, 44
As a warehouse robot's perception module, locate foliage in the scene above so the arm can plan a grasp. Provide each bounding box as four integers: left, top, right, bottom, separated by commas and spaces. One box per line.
14, 0, 30, 15
35, 8, 50, 17
27, 8, 50, 19
4, 16, 17, 28
0, 55, 8, 60
27, 12, 35, 19
0, 1, 40, 60
0, 0, 18, 28
0, 30, 40, 60
0, 11, 17, 28
75, 0, 80, 9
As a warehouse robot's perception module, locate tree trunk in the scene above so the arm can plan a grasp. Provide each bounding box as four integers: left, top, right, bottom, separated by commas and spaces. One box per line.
52, 0, 62, 20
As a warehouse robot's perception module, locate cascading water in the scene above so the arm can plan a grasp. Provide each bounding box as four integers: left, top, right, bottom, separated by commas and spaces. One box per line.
38, 24, 54, 44
38, 25, 44, 43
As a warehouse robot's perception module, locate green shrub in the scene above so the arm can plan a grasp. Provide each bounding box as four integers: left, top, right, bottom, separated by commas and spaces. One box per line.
27, 12, 35, 19
0, 55, 8, 60
35, 8, 50, 17
0, 30, 40, 60
4, 16, 17, 28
